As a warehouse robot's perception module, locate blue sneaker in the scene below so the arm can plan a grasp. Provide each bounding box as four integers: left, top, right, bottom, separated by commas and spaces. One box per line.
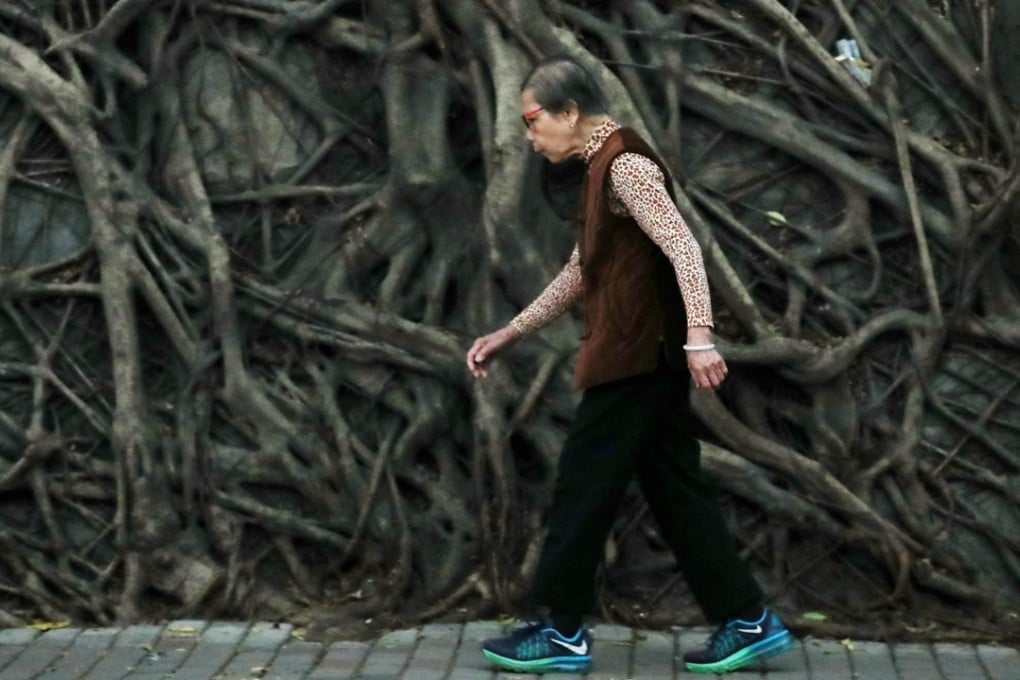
683, 609, 794, 673
482, 621, 592, 673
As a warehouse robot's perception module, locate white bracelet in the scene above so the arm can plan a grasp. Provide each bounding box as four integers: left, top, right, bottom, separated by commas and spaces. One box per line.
683, 343, 716, 351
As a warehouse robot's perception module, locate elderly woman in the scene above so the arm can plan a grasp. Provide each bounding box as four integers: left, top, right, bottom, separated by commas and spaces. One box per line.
466, 55, 793, 675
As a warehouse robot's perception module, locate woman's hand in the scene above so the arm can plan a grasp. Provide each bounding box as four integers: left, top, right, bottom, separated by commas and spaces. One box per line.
686, 326, 726, 390
466, 325, 521, 378
687, 348, 728, 390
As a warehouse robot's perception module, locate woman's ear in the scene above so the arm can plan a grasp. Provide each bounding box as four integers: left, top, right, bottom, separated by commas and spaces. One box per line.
564, 99, 580, 128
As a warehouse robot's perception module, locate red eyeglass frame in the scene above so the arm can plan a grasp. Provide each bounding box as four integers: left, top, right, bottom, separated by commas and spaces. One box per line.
522, 106, 544, 127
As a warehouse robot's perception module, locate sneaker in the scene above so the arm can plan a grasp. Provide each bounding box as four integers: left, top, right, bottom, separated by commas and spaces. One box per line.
482, 621, 593, 673
683, 609, 794, 674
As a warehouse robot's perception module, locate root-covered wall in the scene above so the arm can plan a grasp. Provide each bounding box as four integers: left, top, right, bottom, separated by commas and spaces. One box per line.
0, 0, 1017, 640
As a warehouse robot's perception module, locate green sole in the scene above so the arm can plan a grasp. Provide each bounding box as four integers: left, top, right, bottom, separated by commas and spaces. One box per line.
482, 648, 592, 673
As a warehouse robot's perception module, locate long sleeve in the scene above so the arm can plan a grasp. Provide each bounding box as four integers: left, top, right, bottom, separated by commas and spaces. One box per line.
608, 153, 714, 328
510, 245, 583, 335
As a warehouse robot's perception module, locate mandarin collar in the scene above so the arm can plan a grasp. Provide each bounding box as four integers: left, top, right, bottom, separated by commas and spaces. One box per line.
580, 119, 621, 164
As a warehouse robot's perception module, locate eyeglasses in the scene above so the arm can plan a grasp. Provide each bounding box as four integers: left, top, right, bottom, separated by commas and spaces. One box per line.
522, 106, 544, 128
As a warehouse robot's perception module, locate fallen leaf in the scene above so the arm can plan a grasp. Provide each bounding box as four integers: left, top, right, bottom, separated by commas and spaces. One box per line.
801, 612, 827, 621
766, 210, 788, 226
841, 638, 856, 651
167, 624, 197, 634
28, 619, 70, 631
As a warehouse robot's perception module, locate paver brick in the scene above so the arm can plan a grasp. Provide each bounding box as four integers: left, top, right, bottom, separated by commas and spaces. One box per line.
674, 627, 710, 662
360, 628, 418, 680
448, 621, 499, 680
78, 650, 152, 680
804, 637, 853, 679
239, 622, 293, 649
402, 623, 460, 680
131, 622, 206, 676
630, 629, 675, 680
215, 648, 276, 680
78, 626, 163, 680
42, 627, 119, 680
932, 642, 989, 680
587, 627, 632, 679
306, 639, 372, 679
76, 628, 121, 646
171, 622, 248, 676
461, 620, 502, 642
766, 640, 808, 680
199, 621, 250, 644
112, 625, 164, 647
976, 644, 1020, 680
181, 649, 242, 673
263, 640, 322, 680
591, 623, 633, 642
1, 627, 81, 680
130, 647, 192, 674
891, 642, 943, 679
33, 628, 81, 644
0, 630, 35, 674
211, 623, 292, 680
0, 628, 41, 644
846, 639, 899, 680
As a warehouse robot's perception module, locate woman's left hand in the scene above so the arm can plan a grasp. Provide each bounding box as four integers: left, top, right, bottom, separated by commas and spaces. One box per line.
687, 348, 728, 390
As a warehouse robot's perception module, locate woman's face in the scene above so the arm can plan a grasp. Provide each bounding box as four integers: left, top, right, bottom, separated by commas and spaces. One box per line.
520, 89, 578, 164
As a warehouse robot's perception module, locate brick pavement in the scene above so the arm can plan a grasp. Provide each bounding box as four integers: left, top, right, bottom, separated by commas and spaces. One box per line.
0, 620, 1017, 679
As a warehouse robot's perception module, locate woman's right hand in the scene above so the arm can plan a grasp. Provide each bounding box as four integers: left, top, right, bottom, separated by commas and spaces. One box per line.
466, 326, 521, 378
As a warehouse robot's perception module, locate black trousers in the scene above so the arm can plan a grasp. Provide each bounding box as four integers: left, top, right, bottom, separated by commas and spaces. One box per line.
530, 360, 764, 623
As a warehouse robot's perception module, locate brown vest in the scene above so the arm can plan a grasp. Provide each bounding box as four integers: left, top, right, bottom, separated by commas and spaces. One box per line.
574, 128, 688, 389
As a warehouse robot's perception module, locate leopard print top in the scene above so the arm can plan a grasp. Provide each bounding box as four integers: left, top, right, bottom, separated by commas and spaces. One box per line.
510, 120, 713, 335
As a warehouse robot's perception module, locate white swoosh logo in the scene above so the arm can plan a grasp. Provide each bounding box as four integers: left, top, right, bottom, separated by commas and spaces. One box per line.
551, 638, 589, 655
737, 625, 762, 634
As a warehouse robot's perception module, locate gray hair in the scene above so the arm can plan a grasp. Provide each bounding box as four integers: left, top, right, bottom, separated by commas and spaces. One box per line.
521, 55, 609, 116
